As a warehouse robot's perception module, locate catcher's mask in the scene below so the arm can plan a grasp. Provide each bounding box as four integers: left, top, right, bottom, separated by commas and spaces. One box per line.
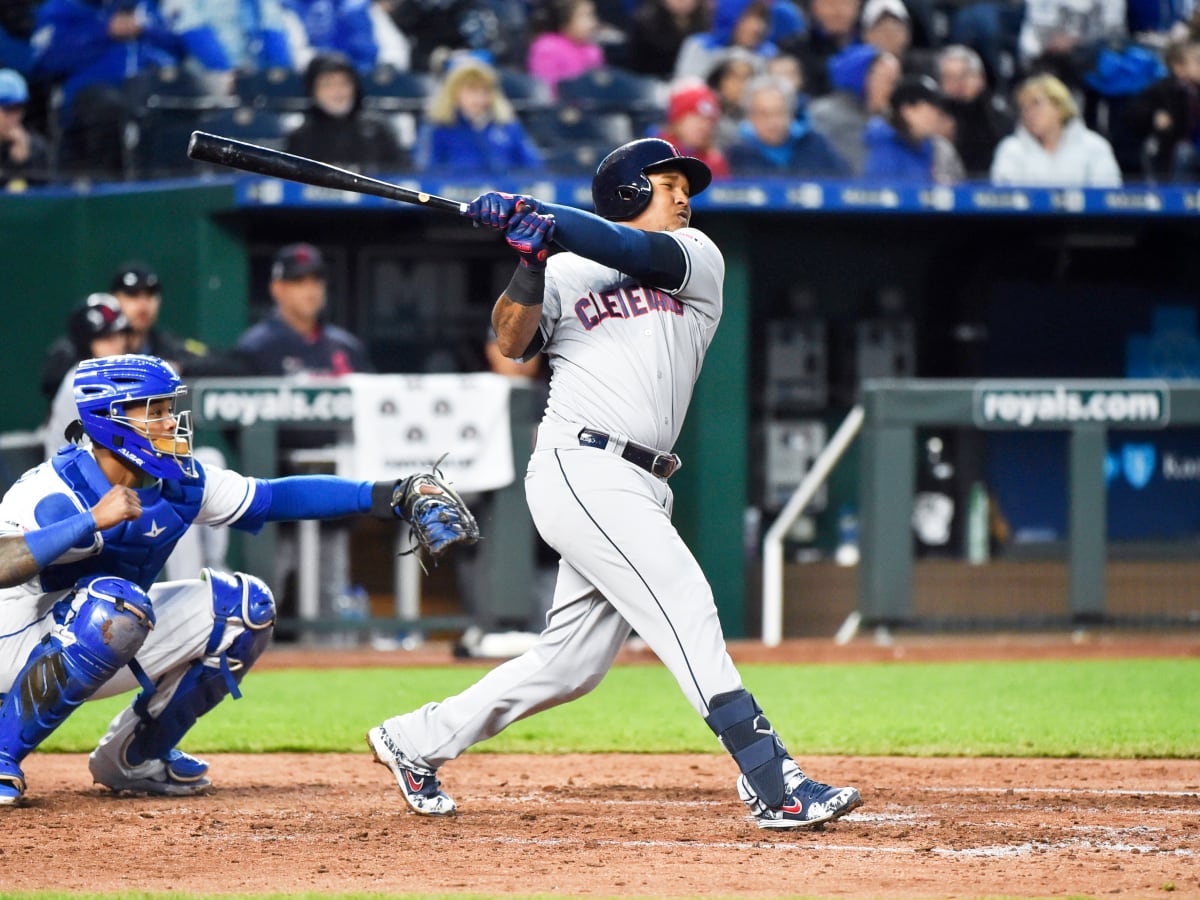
73, 354, 197, 480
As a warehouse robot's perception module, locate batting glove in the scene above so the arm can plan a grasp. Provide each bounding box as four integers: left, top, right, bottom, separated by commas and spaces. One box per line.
505, 209, 555, 270
467, 192, 540, 229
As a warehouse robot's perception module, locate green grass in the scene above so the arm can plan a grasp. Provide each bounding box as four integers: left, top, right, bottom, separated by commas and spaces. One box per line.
41, 657, 1200, 758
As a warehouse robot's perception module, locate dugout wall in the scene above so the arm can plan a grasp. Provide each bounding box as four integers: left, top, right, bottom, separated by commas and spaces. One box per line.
6, 179, 1200, 637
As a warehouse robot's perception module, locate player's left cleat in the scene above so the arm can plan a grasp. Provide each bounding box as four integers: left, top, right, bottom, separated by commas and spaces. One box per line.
0, 754, 26, 807
88, 742, 213, 796
737, 758, 861, 829
367, 725, 456, 816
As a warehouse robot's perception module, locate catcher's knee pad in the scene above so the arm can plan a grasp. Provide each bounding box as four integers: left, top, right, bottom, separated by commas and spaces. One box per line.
0, 576, 154, 765
125, 569, 274, 766
704, 689, 790, 809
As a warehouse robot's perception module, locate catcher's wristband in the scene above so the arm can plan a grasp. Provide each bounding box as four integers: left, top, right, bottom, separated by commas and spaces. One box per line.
370, 479, 402, 520
504, 262, 545, 307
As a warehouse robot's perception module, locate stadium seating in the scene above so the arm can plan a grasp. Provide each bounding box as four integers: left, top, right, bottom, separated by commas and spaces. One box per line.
123, 68, 235, 179
361, 64, 433, 113
234, 67, 308, 111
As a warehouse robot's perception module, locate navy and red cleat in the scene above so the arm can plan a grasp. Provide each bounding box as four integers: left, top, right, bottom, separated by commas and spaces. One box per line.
737, 758, 862, 829
367, 726, 456, 816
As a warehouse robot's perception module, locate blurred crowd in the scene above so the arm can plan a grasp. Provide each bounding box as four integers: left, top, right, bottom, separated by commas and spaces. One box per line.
2, 0, 1200, 190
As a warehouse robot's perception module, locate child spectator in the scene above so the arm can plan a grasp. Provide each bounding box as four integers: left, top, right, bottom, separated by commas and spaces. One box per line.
705, 46, 766, 146
418, 55, 542, 174
527, 0, 605, 97
863, 73, 964, 182
990, 72, 1122, 185
286, 51, 408, 173
652, 80, 732, 177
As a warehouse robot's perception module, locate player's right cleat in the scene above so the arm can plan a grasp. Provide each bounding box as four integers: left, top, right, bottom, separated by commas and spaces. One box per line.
737, 758, 861, 829
367, 726, 456, 816
0, 754, 26, 807
88, 741, 213, 796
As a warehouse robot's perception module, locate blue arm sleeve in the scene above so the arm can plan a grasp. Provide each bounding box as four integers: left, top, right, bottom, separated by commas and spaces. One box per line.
263, 476, 374, 521
25, 510, 96, 568
540, 202, 687, 291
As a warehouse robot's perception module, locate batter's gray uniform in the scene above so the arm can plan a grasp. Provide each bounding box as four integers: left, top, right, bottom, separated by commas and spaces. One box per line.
378, 226, 745, 766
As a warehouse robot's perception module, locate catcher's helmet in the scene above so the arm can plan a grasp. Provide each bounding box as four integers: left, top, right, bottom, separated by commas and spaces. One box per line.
591, 138, 712, 221
73, 354, 197, 480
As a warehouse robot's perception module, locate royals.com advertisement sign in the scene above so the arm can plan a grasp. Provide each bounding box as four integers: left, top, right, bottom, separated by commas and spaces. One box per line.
972, 381, 1200, 541
973, 382, 1171, 430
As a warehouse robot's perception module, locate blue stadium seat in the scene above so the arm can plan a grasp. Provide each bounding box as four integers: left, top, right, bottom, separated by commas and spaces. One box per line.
234, 67, 308, 111
197, 106, 289, 149
498, 67, 552, 111
361, 64, 433, 113
520, 105, 633, 149
540, 141, 610, 175
123, 68, 234, 178
556, 67, 664, 117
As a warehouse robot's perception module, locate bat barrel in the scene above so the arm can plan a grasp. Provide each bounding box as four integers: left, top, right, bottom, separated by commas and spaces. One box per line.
187, 131, 468, 215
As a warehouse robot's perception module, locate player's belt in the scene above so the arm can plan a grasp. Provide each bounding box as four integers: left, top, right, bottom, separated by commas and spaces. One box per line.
577, 428, 682, 479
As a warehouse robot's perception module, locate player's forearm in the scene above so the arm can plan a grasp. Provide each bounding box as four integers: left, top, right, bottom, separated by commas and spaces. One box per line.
540, 202, 686, 289
0, 533, 58, 589
493, 296, 542, 358
0, 509, 100, 588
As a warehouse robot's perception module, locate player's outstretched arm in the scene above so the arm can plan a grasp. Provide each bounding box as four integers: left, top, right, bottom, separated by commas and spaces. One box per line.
492, 208, 555, 357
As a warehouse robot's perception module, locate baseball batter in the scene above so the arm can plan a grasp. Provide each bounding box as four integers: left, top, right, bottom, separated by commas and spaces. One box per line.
0, 354, 474, 806
369, 138, 862, 829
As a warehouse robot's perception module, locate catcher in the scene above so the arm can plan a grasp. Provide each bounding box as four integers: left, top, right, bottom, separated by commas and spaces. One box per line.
0, 354, 477, 805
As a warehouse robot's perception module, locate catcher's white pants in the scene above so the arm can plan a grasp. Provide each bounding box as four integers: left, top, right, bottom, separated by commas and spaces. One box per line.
383, 422, 744, 770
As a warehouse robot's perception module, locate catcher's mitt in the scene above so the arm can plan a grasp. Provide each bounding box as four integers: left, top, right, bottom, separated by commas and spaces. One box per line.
385, 463, 480, 561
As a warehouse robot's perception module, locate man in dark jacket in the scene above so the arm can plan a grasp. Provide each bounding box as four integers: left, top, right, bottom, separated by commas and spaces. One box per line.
937, 44, 1014, 178
1120, 39, 1200, 181
285, 52, 409, 173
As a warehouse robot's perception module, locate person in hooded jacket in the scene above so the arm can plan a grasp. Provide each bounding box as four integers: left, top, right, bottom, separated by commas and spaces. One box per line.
285, 51, 409, 172
863, 72, 964, 182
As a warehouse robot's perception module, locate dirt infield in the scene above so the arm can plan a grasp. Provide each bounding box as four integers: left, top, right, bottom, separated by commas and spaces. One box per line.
4, 633, 1199, 899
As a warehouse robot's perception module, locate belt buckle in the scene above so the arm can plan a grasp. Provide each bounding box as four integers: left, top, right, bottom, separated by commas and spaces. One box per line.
651, 453, 678, 478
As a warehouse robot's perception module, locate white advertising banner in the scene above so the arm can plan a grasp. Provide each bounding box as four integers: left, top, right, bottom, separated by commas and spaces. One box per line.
349, 373, 515, 491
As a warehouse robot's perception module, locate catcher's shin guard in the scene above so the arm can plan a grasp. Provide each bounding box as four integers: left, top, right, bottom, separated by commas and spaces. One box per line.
0, 577, 154, 794
704, 689, 790, 809
123, 569, 274, 767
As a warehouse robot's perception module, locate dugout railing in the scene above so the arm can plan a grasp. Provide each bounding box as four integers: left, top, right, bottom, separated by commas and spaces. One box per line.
764, 378, 1200, 643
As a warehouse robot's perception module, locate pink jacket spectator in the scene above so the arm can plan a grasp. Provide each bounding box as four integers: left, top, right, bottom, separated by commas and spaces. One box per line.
527, 32, 604, 97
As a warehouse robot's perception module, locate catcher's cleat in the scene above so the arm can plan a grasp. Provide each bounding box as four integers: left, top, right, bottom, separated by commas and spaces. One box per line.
88, 741, 212, 796
738, 758, 861, 829
367, 726, 456, 816
0, 754, 26, 806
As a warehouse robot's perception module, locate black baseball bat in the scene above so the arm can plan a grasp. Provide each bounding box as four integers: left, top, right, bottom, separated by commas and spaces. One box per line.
187, 131, 469, 214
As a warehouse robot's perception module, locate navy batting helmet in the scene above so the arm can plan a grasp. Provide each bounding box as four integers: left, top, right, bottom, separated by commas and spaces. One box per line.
591, 138, 712, 221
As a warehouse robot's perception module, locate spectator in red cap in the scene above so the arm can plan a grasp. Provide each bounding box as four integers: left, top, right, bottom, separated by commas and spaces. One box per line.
652, 79, 732, 178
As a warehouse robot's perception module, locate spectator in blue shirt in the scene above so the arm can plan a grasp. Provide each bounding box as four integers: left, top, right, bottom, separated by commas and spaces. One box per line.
726, 73, 850, 174
157, 0, 294, 73
864, 72, 964, 182
31, 0, 193, 175
416, 55, 542, 175
283, 0, 378, 73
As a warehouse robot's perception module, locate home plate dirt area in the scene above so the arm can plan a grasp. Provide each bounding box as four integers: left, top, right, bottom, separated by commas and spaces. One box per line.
3, 634, 1198, 899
